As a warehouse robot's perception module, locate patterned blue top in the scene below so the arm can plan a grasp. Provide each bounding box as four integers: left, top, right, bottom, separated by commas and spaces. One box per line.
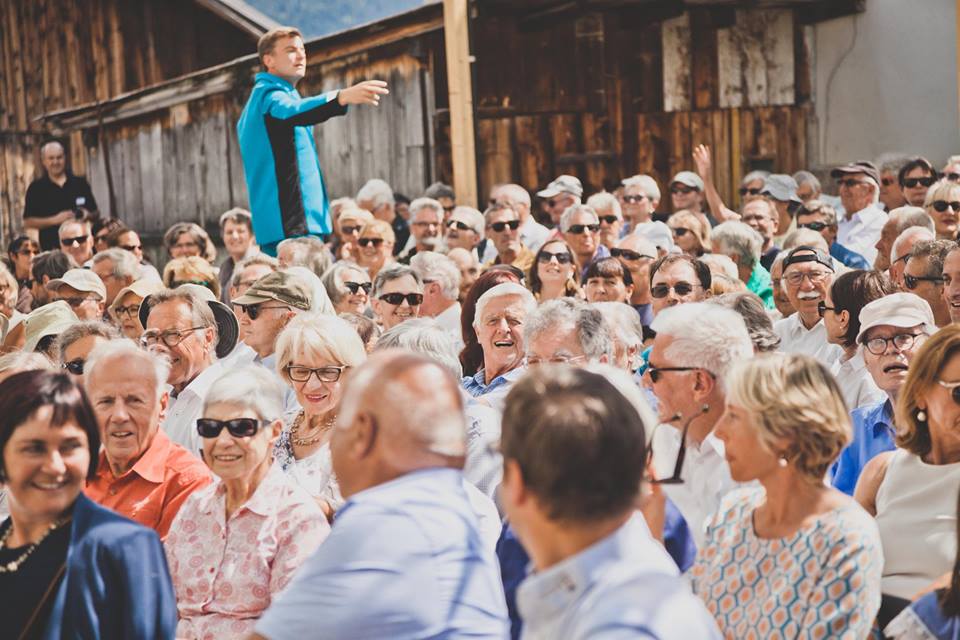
690, 487, 883, 639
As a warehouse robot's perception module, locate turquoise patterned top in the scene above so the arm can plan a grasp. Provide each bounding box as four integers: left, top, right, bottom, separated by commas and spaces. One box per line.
690, 487, 883, 639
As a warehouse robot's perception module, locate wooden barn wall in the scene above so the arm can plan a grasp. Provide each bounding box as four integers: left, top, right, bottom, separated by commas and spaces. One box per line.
0, 0, 256, 134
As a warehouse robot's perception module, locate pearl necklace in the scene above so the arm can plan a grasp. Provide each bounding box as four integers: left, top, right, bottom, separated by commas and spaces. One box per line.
290, 411, 336, 447
0, 515, 72, 573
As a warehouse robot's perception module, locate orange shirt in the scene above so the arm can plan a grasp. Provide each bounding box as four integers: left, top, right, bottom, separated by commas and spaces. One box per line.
84, 429, 212, 540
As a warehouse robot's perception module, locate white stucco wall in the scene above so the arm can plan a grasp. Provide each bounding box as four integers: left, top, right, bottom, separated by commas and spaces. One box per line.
810, 0, 959, 168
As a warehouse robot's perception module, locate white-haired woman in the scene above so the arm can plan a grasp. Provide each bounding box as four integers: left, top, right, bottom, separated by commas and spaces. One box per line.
274, 313, 367, 515
164, 366, 329, 639
690, 353, 882, 638
322, 261, 371, 316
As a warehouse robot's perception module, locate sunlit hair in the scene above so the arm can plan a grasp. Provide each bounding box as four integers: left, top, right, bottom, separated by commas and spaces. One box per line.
85, 339, 170, 401
275, 313, 367, 385
726, 353, 851, 479
55, 321, 120, 364
204, 366, 284, 423
668, 210, 711, 255
163, 256, 220, 299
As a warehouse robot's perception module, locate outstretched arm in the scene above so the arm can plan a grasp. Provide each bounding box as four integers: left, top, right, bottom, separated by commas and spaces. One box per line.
266, 80, 389, 126
693, 144, 739, 222
337, 79, 389, 106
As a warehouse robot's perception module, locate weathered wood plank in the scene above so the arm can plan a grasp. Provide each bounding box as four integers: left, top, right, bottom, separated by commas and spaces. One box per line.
717, 9, 795, 108
661, 13, 691, 113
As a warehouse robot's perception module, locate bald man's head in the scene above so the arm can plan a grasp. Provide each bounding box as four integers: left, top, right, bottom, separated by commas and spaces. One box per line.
332, 350, 467, 498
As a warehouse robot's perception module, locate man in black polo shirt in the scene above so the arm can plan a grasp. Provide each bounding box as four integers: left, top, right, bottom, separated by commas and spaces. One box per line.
23, 141, 99, 251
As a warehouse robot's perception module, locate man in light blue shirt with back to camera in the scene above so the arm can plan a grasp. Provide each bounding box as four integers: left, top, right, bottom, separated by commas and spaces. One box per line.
250, 351, 508, 640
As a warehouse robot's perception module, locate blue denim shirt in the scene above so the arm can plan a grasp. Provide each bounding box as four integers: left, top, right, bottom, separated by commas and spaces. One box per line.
831, 241, 871, 270
831, 399, 896, 495
462, 366, 526, 399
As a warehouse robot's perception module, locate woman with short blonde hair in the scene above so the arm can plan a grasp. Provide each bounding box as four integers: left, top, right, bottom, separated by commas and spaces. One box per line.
691, 353, 883, 637
163, 256, 220, 299
355, 219, 396, 280
273, 313, 367, 516
924, 179, 960, 240
668, 210, 711, 256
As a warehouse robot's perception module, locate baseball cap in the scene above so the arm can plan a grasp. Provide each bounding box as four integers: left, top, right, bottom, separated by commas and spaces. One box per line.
670, 171, 704, 191
23, 301, 79, 352
46, 268, 107, 300
762, 174, 802, 204
782, 246, 834, 272
109, 278, 164, 316
830, 161, 881, 186
537, 175, 583, 199
230, 270, 312, 311
632, 221, 675, 252
856, 292, 936, 344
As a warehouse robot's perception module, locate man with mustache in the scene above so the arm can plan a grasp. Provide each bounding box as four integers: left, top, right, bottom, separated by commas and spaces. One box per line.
831, 293, 936, 494
773, 246, 843, 367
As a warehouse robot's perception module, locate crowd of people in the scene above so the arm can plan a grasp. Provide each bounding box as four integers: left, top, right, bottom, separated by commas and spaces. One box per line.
4, 136, 960, 639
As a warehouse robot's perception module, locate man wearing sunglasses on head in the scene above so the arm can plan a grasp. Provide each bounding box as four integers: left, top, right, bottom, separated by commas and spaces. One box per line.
560, 204, 610, 278
643, 303, 754, 546
831, 161, 887, 265
901, 239, 953, 327
481, 202, 536, 273
370, 264, 423, 331
796, 201, 870, 269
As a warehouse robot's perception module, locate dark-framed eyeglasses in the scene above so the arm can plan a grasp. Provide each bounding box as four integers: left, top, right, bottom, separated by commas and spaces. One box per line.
837, 179, 868, 189
61, 359, 84, 375
646, 365, 702, 384
672, 227, 691, 237
443, 205, 456, 213
650, 282, 700, 298
739, 187, 762, 196
567, 223, 599, 234
902, 176, 936, 189
881, 177, 897, 187
119, 244, 141, 252
60, 235, 89, 247
622, 194, 647, 204
340, 225, 362, 236
932, 200, 960, 213
864, 332, 923, 356
938, 379, 960, 405
537, 251, 573, 265
285, 365, 347, 383
197, 418, 260, 439
799, 221, 829, 232
610, 248, 654, 262
645, 406, 710, 485
236, 303, 288, 321
488, 220, 520, 233
817, 301, 836, 317
447, 220, 472, 231
112, 304, 140, 318
670, 185, 695, 195
139, 326, 206, 348
781, 270, 831, 286
358, 237, 385, 248
598, 215, 620, 225
946, 172, 960, 182
379, 292, 423, 306
60, 296, 99, 308
904, 274, 944, 290
343, 281, 372, 295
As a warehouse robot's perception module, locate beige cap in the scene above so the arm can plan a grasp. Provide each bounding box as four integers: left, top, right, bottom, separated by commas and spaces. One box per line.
24, 301, 79, 352
46, 268, 107, 300
109, 278, 164, 315
857, 292, 937, 344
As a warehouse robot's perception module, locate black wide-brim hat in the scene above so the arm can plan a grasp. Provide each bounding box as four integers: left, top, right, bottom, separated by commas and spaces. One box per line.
139, 285, 239, 359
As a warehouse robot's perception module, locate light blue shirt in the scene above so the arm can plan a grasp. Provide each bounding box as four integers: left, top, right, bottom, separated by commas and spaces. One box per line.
517, 515, 720, 640
255, 467, 509, 640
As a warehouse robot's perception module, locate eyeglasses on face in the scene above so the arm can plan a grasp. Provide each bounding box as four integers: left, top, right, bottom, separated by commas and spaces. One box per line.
610, 248, 654, 262
285, 365, 347, 383
343, 281, 372, 295
447, 220, 472, 231
781, 270, 831, 286
817, 301, 836, 317
412, 220, 440, 228
902, 176, 936, 189
197, 418, 260, 439
672, 227, 692, 237
112, 303, 140, 318
932, 200, 960, 213
739, 187, 762, 196
61, 359, 84, 375
340, 225, 362, 236
650, 282, 699, 298
17, 247, 38, 257
379, 292, 423, 306
525, 354, 586, 366
799, 221, 829, 232
120, 244, 141, 252
946, 172, 960, 182
358, 237, 385, 248
140, 326, 206, 348
443, 205, 455, 213
598, 215, 620, 225
837, 179, 868, 189
645, 365, 702, 384
864, 332, 922, 356
236, 303, 288, 321
904, 274, 944, 290
938, 379, 960, 405
60, 235, 89, 247
670, 186, 695, 195
622, 194, 647, 204
60, 296, 99, 308
488, 220, 520, 233
881, 177, 897, 187
567, 223, 600, 235
537, 251, 573, 265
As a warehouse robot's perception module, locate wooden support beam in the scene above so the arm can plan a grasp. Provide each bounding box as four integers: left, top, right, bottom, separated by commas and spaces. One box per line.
442, 0, 478, 207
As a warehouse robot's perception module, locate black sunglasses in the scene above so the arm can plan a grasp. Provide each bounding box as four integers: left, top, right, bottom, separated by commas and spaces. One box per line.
611, 248, 654, 261
120, 244, 141, 252
739, 187, 762, 196
489, 220, 520, 233
646, 406, 711, 485
799, 221, 829, 232
358, 237, 385, 247
650, 282, 698, 298
340, 225, 362, 235
904, 274, 945, 290
946, 172, 960, 182
902, 176, 936, 189
567, 223, 599, 234
622, 194, 647, 204
817, 301, 836, 317
236, 303, 288, 320
598, 215, 620, 225
61, 359, 84, 375
60, 235, 89, 246
670, 186, 695, 195
447, 220, 471, 231
932, 200, 960, 213
646, 365, 701, 384
197, 418, 261, 439
343, 281, 372, 295
673, 227, 691, 237
379, 292, 423, 306
537, 251, 573, 264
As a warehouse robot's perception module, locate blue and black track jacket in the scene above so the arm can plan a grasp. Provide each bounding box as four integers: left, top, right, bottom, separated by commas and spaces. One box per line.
237, 73, 348, 247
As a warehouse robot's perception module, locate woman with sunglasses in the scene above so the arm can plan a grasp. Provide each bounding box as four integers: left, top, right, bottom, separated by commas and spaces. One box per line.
691, 353, 883, 638
856, 324, 960, 624
273, 313, 367, 516
528, 239, 580, 301
667, 210, 710, 257
925, 179, 960, 241
53, 320, 118, 384
165, 366, 329, 639
321, 261, 371, 315
355, 220, 396, 280
0, 370, 177, 638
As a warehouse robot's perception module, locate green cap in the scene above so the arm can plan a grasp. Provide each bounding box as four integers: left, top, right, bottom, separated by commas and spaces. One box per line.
230, 270, 312, 311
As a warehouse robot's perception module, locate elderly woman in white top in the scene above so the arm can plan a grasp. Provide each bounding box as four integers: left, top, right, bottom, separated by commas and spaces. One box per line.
165, 366, 329, 639
273, 312, 367, 517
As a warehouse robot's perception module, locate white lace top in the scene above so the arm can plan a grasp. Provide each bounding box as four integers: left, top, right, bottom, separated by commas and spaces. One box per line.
273, 429, 344, 512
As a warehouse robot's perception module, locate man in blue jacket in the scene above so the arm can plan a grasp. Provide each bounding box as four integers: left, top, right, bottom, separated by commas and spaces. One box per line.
238, 26, 388, 255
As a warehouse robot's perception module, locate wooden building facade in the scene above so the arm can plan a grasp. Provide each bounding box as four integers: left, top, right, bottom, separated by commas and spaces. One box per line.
26, 0, 860, 244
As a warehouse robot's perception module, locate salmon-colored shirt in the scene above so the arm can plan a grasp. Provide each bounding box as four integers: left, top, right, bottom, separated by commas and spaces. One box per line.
84, 429, 212, 539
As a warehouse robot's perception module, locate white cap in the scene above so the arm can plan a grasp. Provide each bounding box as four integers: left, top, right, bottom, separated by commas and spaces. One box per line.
670, 171, 704, 191
633, 221, 674, 252
46, 268, 107, 300
856, 292, 936, 344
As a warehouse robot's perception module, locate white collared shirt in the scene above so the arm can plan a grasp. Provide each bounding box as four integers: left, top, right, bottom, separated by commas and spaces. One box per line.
162, 360, 229, 457
837, 203, 886, 265
831, 350, 885, 411
520, 218, 551, 253
433, 301, 464, 350
774, 313, 843, 368
652, 427, 738, 547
